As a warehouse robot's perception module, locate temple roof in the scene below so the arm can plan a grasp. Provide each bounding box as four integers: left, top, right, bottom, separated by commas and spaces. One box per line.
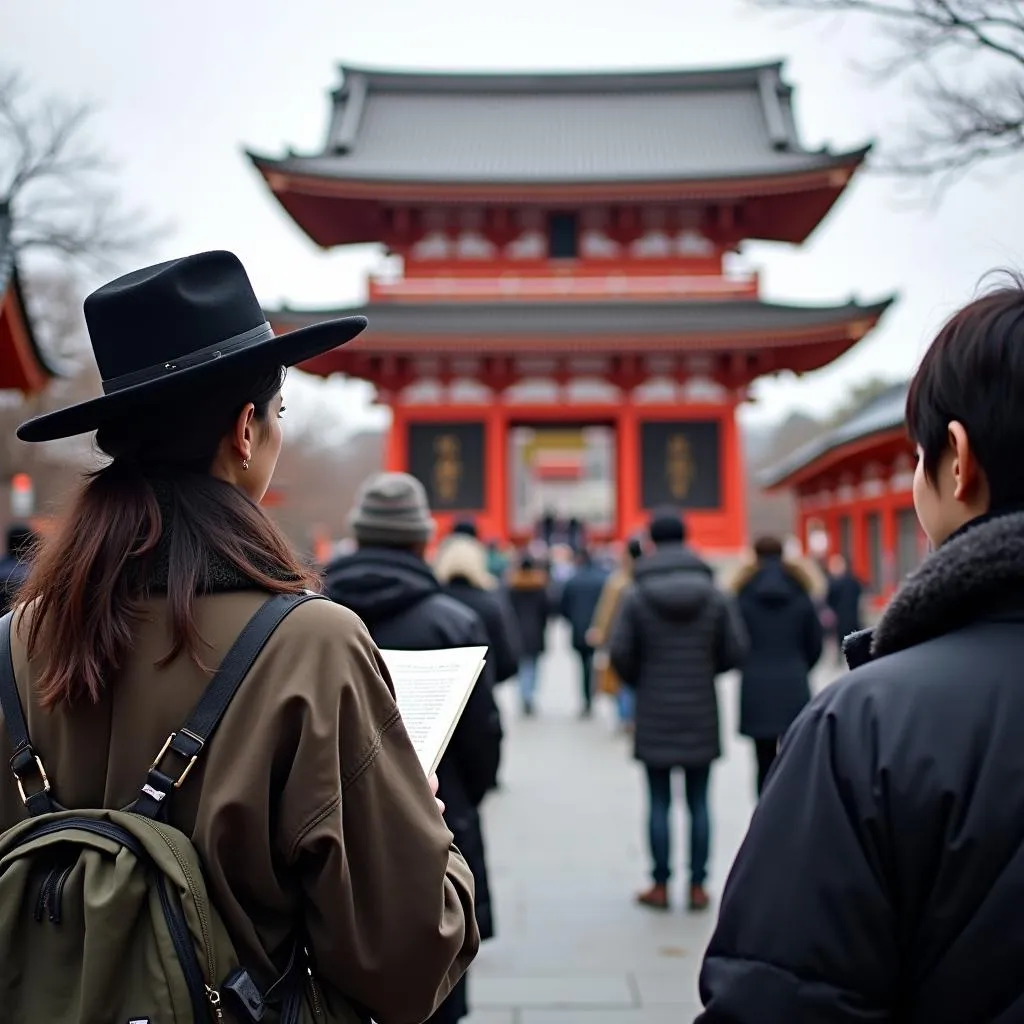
273, 295, 893, 342
0, 204, 57, 392
250, 61, 869, 187
271, 296, 893, 382
760, 382, 909, 488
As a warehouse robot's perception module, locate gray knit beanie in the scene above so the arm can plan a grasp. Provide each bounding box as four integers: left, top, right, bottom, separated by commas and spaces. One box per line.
349, 472, 435, 547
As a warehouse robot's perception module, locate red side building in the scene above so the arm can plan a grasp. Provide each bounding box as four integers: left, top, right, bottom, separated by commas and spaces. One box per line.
0, 203, 54, 395
251, 63, 894, 551
761, 383, 927, 603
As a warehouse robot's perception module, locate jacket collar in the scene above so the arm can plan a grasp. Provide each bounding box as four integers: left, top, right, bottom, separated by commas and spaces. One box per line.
845, 510, 1024, 668
322, 545, 439, 623
634, 544, 712, 580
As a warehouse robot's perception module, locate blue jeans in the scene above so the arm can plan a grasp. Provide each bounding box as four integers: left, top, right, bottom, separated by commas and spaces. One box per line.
617, 685, 635, 724
518, 656, 538, 708
645, 764, 711, 886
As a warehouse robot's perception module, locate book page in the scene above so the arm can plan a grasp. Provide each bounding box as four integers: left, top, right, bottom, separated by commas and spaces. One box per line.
379, 646, 488, 775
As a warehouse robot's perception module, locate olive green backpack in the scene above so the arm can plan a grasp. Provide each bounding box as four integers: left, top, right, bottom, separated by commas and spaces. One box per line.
0, 593, 332, 1024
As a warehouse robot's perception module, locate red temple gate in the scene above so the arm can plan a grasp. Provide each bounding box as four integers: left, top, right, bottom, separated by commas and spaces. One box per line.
253, 63, 894, 552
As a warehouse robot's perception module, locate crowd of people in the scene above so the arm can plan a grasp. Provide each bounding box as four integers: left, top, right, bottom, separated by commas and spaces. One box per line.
2, 248, 1023, 1022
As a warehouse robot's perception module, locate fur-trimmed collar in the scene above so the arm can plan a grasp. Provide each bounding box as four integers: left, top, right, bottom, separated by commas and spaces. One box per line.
730, 556, 818, 596
845, 511, 1024, 668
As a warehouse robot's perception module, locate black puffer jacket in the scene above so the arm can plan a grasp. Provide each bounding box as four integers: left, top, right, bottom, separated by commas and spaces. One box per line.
735, 557, 823, 739
609, 545, 748, 768
698, 510, 1024, 1023
323, 546, 501, 946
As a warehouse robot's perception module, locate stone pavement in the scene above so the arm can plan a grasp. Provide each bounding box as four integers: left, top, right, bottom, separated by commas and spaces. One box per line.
465, 622, 842, 1024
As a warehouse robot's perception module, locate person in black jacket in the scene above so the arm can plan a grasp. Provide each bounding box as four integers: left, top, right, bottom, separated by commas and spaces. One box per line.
733, 537, 823, 796
697, 281, 1024, 1022
324, 472, 501, 1024
824, 552, 863, 661
0, 523, 35, 615
507, 552, 551, 716
559, 547, 610, 717
435, 533, 521, 685
610, 510, 747, 913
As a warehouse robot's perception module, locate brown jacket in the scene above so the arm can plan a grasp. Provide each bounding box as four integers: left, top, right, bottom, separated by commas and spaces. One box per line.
589, 569, 631, 694
1, 593, 479, 1024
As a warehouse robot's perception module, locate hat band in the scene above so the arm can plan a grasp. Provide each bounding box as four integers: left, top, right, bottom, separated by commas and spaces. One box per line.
101, 321, 276, 394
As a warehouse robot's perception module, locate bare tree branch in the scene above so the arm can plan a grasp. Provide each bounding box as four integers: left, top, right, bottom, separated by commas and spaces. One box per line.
0, 69, 168, 276
751, 0, 1024, 187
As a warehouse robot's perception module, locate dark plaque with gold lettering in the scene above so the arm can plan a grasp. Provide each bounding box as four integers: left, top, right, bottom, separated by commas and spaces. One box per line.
407, 422, 486, 511
640, 421, 721, 510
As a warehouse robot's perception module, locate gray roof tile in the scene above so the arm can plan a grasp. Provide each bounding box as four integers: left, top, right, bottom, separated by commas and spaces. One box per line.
251, 62, 869, 185
271, 296, 893, 339
759, 382, 908, 487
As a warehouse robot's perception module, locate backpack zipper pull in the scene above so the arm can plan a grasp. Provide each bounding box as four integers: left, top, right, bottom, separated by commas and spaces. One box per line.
205, 985, 224, 1021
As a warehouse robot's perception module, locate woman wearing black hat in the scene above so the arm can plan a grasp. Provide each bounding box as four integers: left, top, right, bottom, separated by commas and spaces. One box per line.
1, 252, 478, 1022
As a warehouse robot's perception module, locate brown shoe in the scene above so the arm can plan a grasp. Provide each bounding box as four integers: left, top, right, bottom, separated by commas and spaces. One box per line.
636, 883, 670, 910
688, 884, 710, 912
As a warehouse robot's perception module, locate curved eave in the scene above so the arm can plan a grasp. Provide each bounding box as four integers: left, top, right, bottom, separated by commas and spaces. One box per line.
761, 425, 908, 491
248, 146, 871, 248
0, 268, 58, 393
269, 297, 892, 379
336, 60, 789, 93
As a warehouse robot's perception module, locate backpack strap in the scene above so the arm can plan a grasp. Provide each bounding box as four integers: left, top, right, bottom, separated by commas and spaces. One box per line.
133, 592, 322, 820
0, 611, 55, 816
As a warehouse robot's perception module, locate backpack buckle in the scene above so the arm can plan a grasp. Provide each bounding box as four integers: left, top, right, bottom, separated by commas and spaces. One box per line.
150, 729, 204, 789
12, 750, 50, 806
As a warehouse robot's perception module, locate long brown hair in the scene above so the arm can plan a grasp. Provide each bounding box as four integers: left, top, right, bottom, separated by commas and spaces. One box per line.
19, 365, 319, 709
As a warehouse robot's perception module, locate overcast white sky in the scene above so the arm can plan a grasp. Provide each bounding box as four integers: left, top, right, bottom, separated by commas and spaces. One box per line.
8, 0, 1023, 435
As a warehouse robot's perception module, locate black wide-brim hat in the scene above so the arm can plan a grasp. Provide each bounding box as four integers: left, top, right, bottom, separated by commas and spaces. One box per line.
17, 250, 367, 443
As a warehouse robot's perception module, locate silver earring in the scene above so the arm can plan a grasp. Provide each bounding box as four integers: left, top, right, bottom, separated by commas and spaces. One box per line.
242, 458, 250, 471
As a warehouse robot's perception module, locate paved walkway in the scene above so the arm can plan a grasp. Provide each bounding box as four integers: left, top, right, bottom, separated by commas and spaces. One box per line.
466, 622, 841, 1024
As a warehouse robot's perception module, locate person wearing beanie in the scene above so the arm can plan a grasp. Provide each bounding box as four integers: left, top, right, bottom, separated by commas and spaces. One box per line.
323, 472, 502, 1024
609, 508, 748, 914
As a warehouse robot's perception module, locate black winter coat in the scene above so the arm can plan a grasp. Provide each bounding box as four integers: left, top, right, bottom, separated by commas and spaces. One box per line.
323, 546, 501, 946
609, 546, 748, 768
507, 568, 551, 658
735, 557, 823, 739
826, 570, 863, 640
698, 510, 1024, 1023
444, 577, 521, 684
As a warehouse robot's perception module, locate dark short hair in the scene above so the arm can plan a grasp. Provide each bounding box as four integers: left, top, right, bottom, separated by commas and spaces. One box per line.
907, 277, 1024, 508
452, 519, 478, 539
626, 537, 644, 560
753, 536, 784, 559
649, 508, 686, 545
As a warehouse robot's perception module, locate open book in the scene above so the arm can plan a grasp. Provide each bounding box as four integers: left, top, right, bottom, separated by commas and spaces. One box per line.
379, 646, 488, 775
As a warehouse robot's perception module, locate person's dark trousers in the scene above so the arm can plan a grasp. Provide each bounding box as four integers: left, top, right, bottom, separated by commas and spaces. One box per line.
574, 645, 594, 712
753, 737, 779, 797
645, 764, 711, 886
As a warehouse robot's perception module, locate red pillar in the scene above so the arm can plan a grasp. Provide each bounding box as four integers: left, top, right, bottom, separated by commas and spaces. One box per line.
852, 505, 869, 586
486, 401, 507, 541
881, 495, 898, 596
722, 400, 746, 550
385, 403, 406, 472
617, 394, 639, 539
